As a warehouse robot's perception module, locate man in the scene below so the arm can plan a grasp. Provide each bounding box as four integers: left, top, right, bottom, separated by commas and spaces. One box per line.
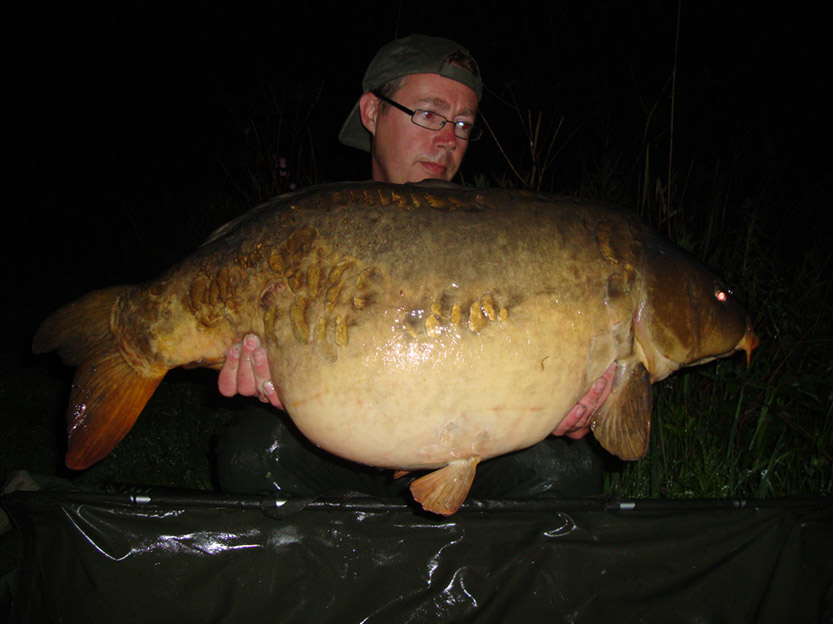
216, 35, 614, 489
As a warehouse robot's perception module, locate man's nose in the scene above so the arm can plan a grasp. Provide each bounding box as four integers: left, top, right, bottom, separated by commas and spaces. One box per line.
434, 122, 458, 149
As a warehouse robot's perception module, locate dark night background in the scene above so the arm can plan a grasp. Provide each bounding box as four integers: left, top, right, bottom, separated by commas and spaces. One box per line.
2, 2, 830, 481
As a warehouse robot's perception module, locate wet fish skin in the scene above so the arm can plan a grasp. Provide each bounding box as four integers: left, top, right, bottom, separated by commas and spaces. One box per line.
33, 181, 758, 516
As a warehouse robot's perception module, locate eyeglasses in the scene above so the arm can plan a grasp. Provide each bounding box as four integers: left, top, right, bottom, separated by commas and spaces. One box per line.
372, 92, 483, 142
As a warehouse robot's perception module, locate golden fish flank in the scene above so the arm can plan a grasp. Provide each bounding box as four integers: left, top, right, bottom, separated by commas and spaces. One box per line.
290, 294, 310, 344
314, 317, 337, 363
187, 267, 245, 328
33, 181, 758, 518
264, 226, 391, 360
265, 221, 512, 360
402, 291, 509, 341
307, 261, 322, 299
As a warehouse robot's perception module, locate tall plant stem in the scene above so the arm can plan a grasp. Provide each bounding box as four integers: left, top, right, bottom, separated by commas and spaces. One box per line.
667, 0, 682, 216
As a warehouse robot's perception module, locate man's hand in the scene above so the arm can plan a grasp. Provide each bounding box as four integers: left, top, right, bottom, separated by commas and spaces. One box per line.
218, 334, 283, 409
552, 363, 617, 439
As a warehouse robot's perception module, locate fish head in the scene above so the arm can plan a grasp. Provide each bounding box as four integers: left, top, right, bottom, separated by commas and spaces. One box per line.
633, 232, 758, 381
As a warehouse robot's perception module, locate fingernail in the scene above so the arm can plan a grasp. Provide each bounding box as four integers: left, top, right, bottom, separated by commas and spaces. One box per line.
244, 334, 259, 348
262, 381, 274, 395
227, 344, 240, 357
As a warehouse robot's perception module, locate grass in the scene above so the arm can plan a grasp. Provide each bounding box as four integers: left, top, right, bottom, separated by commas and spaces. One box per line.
600, 161, 832, 498
602, 163, 832, 498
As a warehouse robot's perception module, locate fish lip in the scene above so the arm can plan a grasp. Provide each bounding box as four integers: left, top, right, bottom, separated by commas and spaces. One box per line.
737, 322, 760, 367
683, 324, 759, 369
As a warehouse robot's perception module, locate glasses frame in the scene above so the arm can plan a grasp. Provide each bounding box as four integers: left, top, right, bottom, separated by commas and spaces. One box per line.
371, 91, 482, 142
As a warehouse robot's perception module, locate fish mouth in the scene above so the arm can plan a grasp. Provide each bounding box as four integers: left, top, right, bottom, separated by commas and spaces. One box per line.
736, 322, 760, 367
683, 319, 759, 370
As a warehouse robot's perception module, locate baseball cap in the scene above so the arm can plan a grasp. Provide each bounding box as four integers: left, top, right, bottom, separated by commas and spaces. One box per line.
338, 34, 483, 152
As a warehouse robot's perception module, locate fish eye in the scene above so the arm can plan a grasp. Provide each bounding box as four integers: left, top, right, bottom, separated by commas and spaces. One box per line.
713, 281, 732, 302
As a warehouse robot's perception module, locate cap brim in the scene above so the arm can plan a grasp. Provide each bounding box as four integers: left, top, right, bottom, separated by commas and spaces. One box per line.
338, 99, 371, 152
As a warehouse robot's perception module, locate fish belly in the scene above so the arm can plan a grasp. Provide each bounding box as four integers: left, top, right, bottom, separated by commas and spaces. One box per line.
273, 295, 616, 470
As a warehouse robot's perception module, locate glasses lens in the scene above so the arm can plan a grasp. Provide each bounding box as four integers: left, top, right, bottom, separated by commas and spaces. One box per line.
452, 122, 482, 142
412, 110, 444, 130
411, 110, 481, 142
464, 125, 482, 141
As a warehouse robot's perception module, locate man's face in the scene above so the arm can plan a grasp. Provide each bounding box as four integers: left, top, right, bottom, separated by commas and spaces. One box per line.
360, 73, 479, 184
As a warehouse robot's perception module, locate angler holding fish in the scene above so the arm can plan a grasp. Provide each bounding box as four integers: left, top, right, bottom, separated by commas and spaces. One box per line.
218, 35, 614, 445
33, 36, 758, 517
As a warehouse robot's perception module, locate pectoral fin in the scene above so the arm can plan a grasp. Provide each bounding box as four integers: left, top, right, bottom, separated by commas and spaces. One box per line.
409, 457, 479, 516
590, 362, 653, 460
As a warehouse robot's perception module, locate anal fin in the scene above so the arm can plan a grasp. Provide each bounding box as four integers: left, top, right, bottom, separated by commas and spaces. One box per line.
590, 362, 653, 460
409, 457, 479, 516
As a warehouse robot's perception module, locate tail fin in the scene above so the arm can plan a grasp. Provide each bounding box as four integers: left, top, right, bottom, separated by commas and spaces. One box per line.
33, 287, 167, 469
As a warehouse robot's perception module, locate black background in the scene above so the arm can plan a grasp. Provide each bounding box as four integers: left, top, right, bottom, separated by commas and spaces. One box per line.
5, 0, 830, 364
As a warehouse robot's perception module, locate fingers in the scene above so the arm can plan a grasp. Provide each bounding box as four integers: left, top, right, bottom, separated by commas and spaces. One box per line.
244, 334, 283, 409
587, 363, 616, 403
553, 405, 588, 436
249, 338, 271, 386
217, 335, 283, 408
234, 334, 260, 397
217, 343, 241, 397
260, 379, 284, 410
565, 427, 591, 440
552, 362, 618, 437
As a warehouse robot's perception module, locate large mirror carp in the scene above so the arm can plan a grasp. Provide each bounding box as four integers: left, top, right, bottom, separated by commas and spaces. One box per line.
34, 181, 758, 515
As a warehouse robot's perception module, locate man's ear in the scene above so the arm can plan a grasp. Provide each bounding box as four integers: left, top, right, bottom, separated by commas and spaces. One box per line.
359, 92, 380, 135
